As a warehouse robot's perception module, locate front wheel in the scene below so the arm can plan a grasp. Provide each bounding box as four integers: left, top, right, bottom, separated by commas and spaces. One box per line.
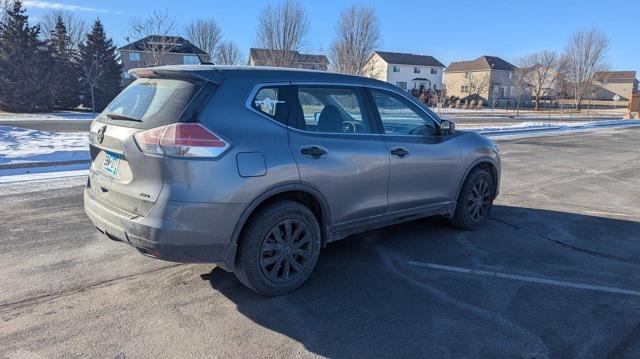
450, 168, 495, 230
234, 200, 321, 296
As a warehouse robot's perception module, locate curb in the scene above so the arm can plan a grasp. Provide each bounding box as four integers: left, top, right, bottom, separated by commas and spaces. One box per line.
0, 159, 91, 170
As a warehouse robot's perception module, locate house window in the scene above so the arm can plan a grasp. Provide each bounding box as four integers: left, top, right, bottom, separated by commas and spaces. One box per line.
129, 52, 140, 61
183, 55, 200, 65
461, 85, 469, 93
396, 81, 407, 90
393, 65, 400, 73
508, 72, 513, 80
414, 67, 420, 74
430, 68, 437, 75
464, 72, 470, 79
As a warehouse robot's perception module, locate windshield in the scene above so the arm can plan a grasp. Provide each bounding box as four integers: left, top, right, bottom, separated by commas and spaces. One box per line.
98, 78, 203, 128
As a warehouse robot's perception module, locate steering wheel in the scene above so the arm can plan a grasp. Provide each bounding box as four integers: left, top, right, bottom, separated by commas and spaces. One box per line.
409, 125, 433, 136
342, 121, 357, 133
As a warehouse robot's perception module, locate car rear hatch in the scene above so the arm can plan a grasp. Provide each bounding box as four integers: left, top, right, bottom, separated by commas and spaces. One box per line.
88, 69, 220, 217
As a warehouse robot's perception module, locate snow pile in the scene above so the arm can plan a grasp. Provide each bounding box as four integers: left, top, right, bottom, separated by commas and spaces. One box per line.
0, 126, 89, 165
461, 121, 588, 132
466, 120, 640, 138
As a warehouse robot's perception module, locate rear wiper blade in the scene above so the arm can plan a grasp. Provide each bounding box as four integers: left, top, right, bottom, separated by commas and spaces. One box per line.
105, 113, 143, 122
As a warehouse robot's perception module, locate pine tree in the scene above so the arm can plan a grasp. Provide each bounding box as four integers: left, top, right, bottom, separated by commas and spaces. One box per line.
78, 19, 122, 112
0, 0, 52, 112
48, 15, 80, 109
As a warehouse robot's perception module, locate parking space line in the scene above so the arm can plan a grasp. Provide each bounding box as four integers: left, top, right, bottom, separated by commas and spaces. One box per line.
582, 210, 634, 218
407, 261, 640, 297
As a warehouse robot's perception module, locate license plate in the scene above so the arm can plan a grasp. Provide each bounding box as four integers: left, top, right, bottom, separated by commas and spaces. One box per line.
102, 151, 120, 176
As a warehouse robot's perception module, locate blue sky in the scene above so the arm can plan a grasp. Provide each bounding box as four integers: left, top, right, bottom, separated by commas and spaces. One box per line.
23, 0, 640, 71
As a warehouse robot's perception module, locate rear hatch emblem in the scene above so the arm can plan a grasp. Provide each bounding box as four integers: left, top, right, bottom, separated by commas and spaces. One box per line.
97, 126, 107, 144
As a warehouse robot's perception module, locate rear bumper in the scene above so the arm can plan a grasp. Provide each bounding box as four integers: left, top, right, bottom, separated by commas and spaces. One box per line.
83, 188, 245, 264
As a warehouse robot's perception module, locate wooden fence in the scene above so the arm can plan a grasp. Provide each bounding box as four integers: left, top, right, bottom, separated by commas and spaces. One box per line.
630, 94, 640, 112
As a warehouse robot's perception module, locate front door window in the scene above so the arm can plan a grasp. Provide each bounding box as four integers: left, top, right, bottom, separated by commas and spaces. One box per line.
370, 89, 437, 136
295, 86, 372, 134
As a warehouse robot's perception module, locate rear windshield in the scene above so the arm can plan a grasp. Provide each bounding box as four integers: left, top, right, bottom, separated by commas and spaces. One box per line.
98, 78, 204, 128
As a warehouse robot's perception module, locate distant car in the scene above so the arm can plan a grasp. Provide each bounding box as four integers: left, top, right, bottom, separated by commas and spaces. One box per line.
84, 65, 500, 295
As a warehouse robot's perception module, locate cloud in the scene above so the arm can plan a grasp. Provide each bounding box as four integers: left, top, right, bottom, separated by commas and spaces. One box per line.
23, 1, 127, 15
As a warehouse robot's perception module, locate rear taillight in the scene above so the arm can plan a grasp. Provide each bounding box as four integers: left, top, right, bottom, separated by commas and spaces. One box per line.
134, 123, 229, 158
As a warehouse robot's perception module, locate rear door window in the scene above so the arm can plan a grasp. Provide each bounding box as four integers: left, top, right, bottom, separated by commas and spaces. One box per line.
250, 86, 291, 125
99, 78, 205, 128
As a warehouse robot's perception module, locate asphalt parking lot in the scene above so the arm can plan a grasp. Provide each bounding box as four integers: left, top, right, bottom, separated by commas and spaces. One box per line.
1, 127, 639, 358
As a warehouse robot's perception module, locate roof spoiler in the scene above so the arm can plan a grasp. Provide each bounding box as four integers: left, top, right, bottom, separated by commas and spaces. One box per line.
129, 66, 224, 83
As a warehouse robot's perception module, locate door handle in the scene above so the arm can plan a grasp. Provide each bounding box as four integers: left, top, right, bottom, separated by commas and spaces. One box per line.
390, 147, 410, 158
300, 145, 327, 158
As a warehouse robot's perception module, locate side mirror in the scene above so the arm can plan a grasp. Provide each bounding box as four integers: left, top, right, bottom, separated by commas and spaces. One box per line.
439, 120, 455, 136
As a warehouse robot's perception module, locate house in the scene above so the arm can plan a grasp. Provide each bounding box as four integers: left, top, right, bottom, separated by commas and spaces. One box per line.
444, 55, 517, 103
248, 48, 329, 71
363, 51, 445, 92
593, 71, 639, 101
118, 35, 211, 84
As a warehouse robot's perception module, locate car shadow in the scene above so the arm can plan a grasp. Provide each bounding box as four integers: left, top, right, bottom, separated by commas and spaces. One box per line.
202, 205, 640, 358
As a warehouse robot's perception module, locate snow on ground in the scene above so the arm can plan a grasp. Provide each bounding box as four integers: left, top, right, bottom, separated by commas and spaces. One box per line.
457, 121, 586, 130
464, 119, 638, 132
0, 111, 95, 122
473, 120, 640, 139
0, 126, 89, 166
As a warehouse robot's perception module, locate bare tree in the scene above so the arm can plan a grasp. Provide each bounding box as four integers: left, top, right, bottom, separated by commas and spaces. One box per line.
215, 40, 242, 65
185, 18, 222, 59
255, 0, 309, 67
518, 51, 560, 111
40, 10, 88, 50
329, 4, 381, 76
129, 9, 178, 67
79, 53, 104, 115
512, 68, 531, 116
562, 28, 610, 110
0, 0, 13, 23
361, 54, 384, 79
467, 73, 490, 100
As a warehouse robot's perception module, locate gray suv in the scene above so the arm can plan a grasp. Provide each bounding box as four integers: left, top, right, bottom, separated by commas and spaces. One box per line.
84, 65, 500, 295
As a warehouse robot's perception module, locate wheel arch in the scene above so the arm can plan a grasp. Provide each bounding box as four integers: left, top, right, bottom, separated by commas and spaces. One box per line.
453, 158, 500, 207
223, 183, 332, 272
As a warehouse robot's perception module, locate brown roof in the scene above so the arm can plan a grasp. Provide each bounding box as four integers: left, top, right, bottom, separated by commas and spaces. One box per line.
249, 48, 328, 65
374, 51, 445, 67
446, 55, 516, 72
594, 71, 637, 81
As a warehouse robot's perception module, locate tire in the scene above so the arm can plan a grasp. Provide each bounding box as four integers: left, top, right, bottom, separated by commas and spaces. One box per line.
234, 200, 321, 296
450, 168, 495, 230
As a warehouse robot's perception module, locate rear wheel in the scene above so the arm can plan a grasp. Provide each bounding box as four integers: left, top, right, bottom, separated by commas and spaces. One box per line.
234, 200, 321, 296
450, 168, 494, 230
